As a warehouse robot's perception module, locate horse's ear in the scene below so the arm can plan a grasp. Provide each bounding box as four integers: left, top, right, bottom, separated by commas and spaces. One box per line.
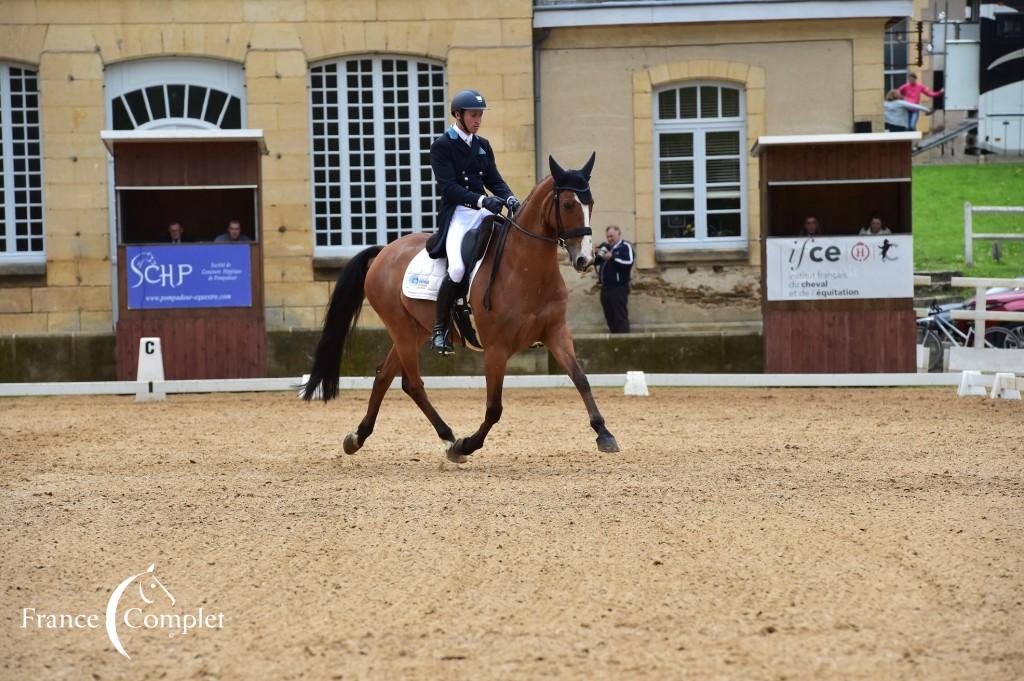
549, 155, 566, 183
581, 151, 596, 179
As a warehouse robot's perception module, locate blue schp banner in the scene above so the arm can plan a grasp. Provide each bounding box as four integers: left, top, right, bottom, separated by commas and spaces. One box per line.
126, 244, 252, 309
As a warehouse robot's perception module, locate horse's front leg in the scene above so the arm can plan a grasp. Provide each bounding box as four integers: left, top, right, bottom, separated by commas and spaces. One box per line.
447, 348, 508, 463
543, 324, 620, 453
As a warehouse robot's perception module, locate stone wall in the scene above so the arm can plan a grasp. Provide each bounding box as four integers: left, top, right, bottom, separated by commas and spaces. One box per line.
0, 0, 534, 334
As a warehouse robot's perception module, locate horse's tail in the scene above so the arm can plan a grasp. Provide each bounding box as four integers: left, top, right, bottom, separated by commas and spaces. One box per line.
302, 245, 385, 402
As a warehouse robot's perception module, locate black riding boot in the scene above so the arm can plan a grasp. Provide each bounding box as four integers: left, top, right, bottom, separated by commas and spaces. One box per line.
431, 275, 460, 355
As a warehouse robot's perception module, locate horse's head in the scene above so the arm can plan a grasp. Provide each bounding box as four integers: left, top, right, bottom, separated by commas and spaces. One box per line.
548, 153, 596, 273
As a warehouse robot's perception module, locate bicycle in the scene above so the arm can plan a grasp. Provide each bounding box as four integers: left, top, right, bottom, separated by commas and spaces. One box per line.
916, 301, 1021, 372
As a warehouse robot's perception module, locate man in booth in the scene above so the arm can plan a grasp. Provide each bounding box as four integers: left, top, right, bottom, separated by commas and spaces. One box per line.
215, 219, 251, 243
799, 216, 822, 237
166, 221, 187, 244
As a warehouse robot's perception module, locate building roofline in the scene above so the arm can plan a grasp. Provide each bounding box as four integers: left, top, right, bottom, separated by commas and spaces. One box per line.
534, 1, 913, 28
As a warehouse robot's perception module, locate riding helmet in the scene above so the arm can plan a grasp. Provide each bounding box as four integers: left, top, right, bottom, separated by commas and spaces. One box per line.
450, 89, 488, 114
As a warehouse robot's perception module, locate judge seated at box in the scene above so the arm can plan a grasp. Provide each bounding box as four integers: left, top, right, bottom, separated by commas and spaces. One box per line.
214, 219, 252, 243
858, 215, 893, 236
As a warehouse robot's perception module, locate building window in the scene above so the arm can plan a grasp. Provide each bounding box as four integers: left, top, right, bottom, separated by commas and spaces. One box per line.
105, 59, 246, 131
884, 19, 909, 93
309, 56, 446, 252
654, 83, 745, 248
0, 64, 44, 261
111, 84, 242, 130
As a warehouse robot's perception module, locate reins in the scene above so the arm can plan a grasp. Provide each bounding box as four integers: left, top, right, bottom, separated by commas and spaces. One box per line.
481, 189, 592, 310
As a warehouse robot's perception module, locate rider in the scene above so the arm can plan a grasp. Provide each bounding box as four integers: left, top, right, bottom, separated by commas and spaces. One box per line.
426, 88, 520, 355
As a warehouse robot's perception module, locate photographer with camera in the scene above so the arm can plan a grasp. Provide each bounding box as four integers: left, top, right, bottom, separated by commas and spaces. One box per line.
595, 225, 634, 334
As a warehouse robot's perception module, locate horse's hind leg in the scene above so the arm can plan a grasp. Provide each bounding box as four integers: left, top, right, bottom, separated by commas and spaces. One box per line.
393, 336, 457, 451
344, 346, 401, 455
543, 324, 620, 453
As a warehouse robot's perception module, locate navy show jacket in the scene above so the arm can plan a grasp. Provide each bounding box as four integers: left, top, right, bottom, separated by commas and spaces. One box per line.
426, 126, 513, 259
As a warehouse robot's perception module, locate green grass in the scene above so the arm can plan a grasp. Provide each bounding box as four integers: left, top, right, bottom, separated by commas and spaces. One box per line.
913, 163, 1024, 278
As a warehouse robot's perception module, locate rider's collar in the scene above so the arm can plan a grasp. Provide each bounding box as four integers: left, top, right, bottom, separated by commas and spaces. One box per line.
448, 125, 474, 145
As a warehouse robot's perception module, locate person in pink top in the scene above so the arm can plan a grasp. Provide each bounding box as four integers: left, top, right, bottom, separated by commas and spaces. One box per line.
898, 72, 943, 130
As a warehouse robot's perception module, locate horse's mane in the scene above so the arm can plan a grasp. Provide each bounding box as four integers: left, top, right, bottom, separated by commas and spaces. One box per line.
520, 175, 555, 213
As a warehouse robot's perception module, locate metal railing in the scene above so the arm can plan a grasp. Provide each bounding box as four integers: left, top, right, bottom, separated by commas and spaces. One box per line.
963, 203, 1024, 266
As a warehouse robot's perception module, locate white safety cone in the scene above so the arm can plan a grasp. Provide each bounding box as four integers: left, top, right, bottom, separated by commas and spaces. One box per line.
136, 337, 166, 402
623, 370, 649, 397
989, 373, 1021, 400
956, 370, 987, 398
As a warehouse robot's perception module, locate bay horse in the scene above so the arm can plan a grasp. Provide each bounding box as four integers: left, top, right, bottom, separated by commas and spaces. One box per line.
302, 154, 620, 462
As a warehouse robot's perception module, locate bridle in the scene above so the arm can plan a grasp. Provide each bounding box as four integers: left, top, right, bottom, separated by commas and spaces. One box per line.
482, 184, 593, 310
497, 185, 593, 248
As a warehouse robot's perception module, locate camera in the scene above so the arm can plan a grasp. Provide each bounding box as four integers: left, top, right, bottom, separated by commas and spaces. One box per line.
596, 243, 610, 257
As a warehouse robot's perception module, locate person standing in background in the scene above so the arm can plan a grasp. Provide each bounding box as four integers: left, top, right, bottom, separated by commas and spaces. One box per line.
596, 225, 634, 334
898, 73, 942, 130
884, 89, 930, 132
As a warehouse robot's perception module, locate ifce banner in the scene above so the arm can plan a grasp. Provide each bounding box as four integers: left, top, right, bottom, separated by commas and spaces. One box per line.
126, 245, 252, 310
765, 235, 914, 301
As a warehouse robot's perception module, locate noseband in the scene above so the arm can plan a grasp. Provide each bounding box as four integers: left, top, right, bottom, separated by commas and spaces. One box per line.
551, 186, 594, 245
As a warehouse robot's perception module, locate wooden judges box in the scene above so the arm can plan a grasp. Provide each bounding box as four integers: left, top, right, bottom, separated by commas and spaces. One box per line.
102, 130, 268, 380
752, 132, 921, 373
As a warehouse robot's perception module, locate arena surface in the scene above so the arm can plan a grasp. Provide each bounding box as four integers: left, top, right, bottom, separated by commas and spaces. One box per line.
1, 387, 1021, 680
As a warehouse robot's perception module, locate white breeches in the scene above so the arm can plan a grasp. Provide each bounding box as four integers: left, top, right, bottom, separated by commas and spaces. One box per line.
445, 206, 488, 283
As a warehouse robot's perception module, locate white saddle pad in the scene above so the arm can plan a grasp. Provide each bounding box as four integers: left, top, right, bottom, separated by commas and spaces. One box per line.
401, 249, 483, 302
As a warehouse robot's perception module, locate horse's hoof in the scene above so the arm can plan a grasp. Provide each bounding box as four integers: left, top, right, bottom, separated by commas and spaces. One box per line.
597, 434, 620, 453
342, 433, 362, 455
445, 439, 469, 464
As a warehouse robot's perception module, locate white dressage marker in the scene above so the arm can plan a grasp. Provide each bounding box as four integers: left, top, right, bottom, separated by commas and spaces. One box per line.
136, 337, 166, 402
624, 370, 649, 396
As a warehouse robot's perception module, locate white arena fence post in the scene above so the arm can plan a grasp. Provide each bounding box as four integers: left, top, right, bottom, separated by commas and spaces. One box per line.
963, 204, 1024, 268
964, 201, 973, 267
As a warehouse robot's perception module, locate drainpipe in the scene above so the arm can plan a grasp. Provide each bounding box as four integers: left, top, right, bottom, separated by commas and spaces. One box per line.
533, 27, 552, 183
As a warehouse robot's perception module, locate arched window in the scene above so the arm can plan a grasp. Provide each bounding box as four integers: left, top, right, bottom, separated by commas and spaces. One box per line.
309, 56, 446, 253
654, 83, 746, 247
105, 58, 245, 130
0, 63, 44, 261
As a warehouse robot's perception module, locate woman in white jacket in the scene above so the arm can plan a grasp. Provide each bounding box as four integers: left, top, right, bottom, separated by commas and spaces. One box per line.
884, 89, 930, 132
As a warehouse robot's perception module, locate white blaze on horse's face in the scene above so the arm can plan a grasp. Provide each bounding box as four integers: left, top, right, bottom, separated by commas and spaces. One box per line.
572, 194, 595, 273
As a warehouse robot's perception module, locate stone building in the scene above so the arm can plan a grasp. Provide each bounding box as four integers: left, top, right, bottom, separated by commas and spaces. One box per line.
0, 0, 915, 379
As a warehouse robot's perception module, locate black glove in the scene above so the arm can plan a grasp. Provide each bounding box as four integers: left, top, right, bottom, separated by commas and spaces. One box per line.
506, 196, 521, 214
482, 196, 504, 214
